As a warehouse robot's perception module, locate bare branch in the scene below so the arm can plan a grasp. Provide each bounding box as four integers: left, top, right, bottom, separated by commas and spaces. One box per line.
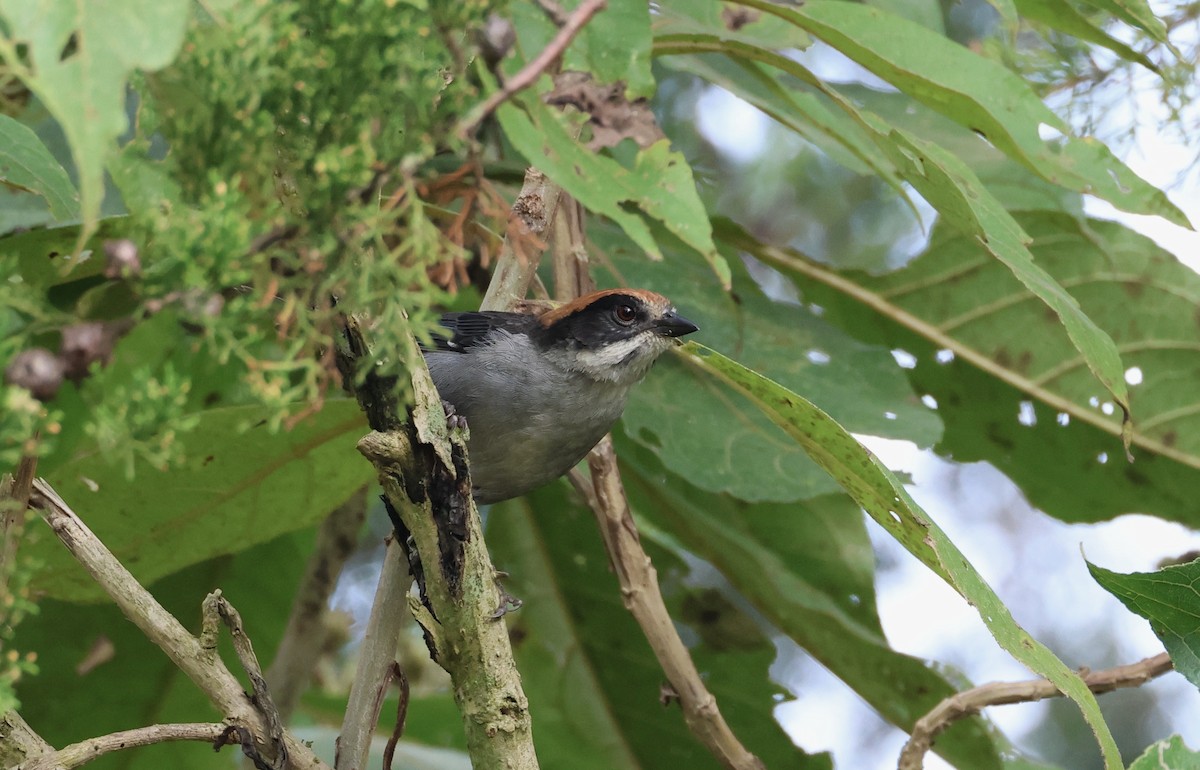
549, 196, 764, 770
583, 439, 765, 770
1, 711, 56, 769
17, 723, 226, 770
27, 479, 331, 770
898, 652, 1174, 770
454, 0, 607, 141
268, 487, 368, 721
335, 539, 414, 770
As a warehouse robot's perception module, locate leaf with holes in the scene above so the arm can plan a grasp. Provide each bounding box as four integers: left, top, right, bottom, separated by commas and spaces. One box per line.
681, 341, 1123, 769
727, 213, 1200, 527
0, 115, 79, 221
593, 222, 940, 503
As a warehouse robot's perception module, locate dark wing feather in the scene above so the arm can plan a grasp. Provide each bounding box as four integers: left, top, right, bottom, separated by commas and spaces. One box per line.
424, 311, 539, 353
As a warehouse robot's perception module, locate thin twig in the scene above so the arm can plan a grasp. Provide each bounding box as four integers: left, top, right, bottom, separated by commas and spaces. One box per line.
898, 652, 1174, 770
583, 440, 765, 770
335, 538, 414, 770
17, 723, 227, 770
549, 197, 764, 770
27, 479, 331, 770
267, 487, 369, 721
205, 593, 288, 770
381, 662, 410, 770
454, 0, 607, 141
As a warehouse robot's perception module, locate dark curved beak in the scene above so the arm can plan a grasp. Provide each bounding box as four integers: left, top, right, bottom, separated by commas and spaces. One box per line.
654, 310, 699, 338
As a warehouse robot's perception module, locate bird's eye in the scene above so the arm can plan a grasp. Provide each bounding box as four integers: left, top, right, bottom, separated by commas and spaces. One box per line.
613, 304, 637, 325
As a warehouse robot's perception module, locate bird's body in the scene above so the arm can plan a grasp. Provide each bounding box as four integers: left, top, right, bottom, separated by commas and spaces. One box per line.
423, 290, 696, 503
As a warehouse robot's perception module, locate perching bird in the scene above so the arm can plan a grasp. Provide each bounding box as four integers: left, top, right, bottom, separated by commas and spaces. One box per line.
424, 289, 698, 503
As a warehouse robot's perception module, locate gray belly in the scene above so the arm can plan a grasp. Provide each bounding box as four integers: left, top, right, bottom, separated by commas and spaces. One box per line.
425, 345, 630, 503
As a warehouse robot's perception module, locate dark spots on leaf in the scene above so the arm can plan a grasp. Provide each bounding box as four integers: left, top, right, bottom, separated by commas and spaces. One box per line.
202, 455, 215, 466
1123, 280, 1146, 298
1123, 465, 1149, 486
994, 348, 1012, 369
1162, 431, 1178, 448
986, 422, 1014, 451
1016, 351, 1033, 374
203, 391, 221, 407
638, 427, 662, 449
47, 251, 60, 260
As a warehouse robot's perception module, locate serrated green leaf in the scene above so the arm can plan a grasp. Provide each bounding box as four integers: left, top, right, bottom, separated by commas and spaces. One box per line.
490, 483, 830, 770
496, 87, 730, 287
0, 114, 79, 220
727, 0, 1190, 227
1127, 735, 1200, 770
0, 0, 191, 240
680, 342, 1123, 769
1089, 559, 1200, 690
29, 399, 372, 600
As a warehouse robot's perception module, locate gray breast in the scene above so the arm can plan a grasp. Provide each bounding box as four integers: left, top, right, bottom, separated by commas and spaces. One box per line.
425, 331, 632, 503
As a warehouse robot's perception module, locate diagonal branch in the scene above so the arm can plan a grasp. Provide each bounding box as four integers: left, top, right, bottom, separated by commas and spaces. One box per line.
17, 723, 227, 770
550, 200, 763, 770
454, 0, 608, 141
898, 652, 1174, 770
26, 479, 331, 770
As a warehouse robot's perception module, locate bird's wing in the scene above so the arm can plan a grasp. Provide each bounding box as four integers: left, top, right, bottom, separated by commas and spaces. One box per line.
425, 311, 539, 353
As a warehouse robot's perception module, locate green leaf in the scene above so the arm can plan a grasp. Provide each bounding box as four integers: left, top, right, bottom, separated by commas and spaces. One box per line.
733, 213, 1200, 527
0, 0, 191, 239
1075, 0, 1171, 45
656, 50, 908, 189
1127, 736, 1200, 770
727, 0, 1190, 227
594, 222, 940, 502
1012, 0, 1157, 71
619, 448, 1053, 770
1089, 559, 1200, 690
0, 114, 80, 220
873, 128, 1131, 430
15, 529, 314, 769
29, 399, 372, 600
680, 342, 1123, 769
573, 0, 655, 98
2, 217, 129, 291
489, 483, 830, 770
651, 0, 812, 50
496, 87, 731, 288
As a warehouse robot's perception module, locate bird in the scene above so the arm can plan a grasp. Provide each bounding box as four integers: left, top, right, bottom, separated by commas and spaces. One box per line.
423, 289, 698, 503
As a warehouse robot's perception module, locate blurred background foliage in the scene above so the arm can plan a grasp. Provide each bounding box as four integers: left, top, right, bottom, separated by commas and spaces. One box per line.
2, 0, 1200, 768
